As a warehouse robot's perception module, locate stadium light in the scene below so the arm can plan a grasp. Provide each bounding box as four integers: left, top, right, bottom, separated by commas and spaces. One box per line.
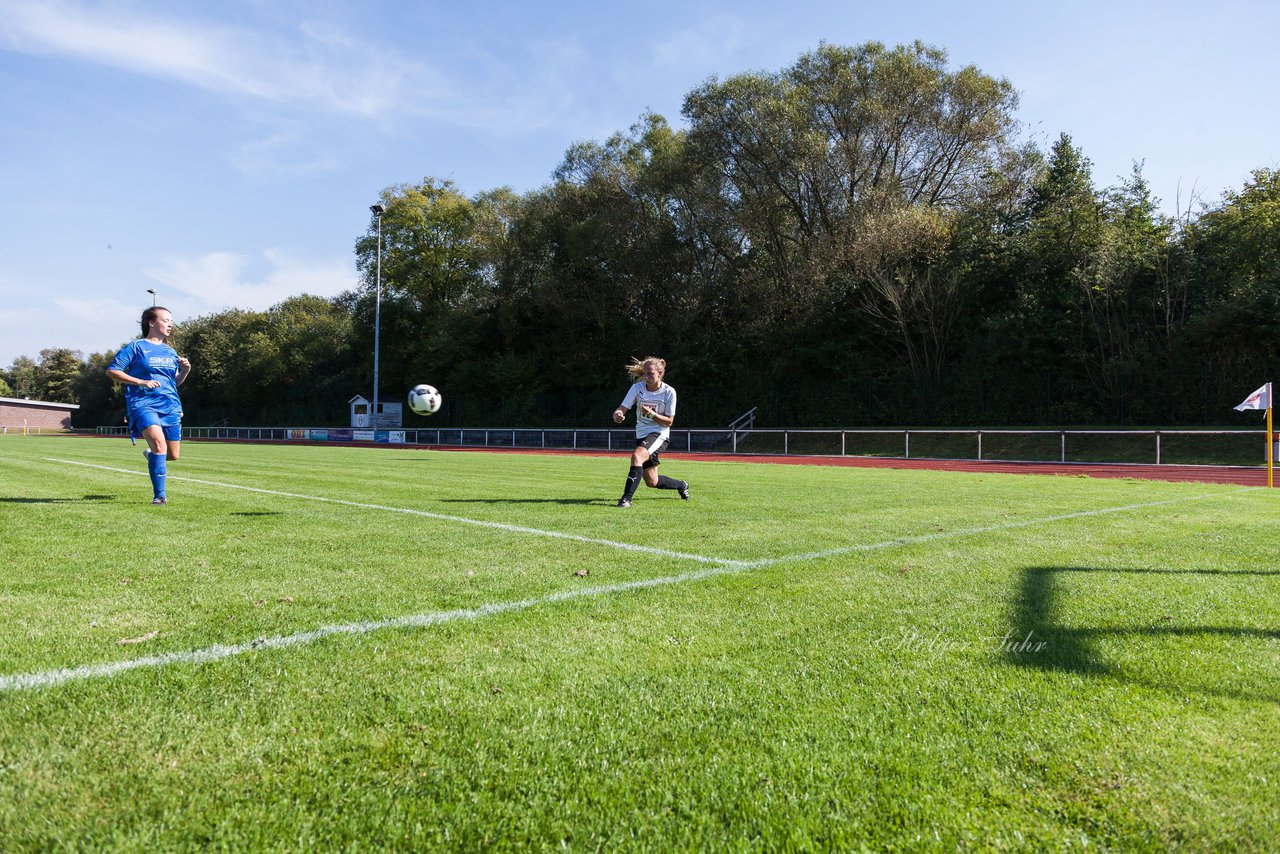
146, 288, 157, 306
370, 204, 385, 429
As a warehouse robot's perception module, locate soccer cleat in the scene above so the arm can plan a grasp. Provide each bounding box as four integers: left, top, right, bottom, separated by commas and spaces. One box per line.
678, 481, 690, 500
616, 498, 631, 508
152, 496, 167, 505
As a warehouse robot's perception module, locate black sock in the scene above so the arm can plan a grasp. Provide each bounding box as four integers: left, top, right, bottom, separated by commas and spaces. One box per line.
622, 466, 643, 500
655, 475, 683, 490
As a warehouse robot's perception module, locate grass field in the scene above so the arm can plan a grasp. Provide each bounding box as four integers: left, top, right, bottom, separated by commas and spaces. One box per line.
1, 436, 1277, 851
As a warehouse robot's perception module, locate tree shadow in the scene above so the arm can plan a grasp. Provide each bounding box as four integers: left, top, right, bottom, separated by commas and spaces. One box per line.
1007, 565, 1280, 703
0, 495, 116, 503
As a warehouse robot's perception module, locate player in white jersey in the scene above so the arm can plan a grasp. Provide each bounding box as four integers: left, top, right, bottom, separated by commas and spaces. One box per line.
611, 356, 690, 508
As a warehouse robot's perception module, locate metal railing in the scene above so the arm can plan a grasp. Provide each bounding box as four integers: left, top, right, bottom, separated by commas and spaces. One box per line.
93, 425, 1270, 467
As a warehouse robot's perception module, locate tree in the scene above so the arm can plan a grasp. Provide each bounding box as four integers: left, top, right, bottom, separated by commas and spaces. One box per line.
71, 351, 122, 427
1177, 168, 1280, 412
353, 180, 498, 388
850, 204, 963, 389
38, 348, 84, 404
682, 42, 1020, 320
7, 356, 38, 399
173, 308, 271, 421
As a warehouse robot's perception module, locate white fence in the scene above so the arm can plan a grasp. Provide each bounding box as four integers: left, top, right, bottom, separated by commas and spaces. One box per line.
94, 425, 1269, 467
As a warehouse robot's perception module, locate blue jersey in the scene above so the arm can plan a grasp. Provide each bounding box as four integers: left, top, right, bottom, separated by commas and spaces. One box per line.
109, 339, 183, 417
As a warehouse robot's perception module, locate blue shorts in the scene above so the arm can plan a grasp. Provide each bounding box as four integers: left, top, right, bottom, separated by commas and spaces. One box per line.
130, 408, 182, 443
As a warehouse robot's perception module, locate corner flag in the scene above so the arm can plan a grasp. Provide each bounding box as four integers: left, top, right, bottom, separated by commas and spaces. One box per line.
1235, 382, 1274, 488
1234, 383, 1271, 411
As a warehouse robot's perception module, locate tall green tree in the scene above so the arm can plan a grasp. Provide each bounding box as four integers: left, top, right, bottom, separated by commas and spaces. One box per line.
351, 179, 528, 419
71, 351, 122, 427
7, 356, 38, 399
38, 348, 84, 404
682, 42, 1020, 319
1179, 168, 1280, 412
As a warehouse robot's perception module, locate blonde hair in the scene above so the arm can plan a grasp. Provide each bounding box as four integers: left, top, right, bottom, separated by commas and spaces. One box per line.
625, 356, 666, 381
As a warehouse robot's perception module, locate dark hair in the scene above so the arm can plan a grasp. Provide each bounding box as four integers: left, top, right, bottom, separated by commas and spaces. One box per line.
141, 306, 171, 338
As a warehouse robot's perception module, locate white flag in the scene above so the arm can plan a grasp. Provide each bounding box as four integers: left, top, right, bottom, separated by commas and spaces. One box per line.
1234, 382, 1272, 411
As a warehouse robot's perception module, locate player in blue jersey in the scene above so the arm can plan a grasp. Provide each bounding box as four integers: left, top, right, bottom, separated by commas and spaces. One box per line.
611, 356, 689, 508
105, 306, 191, 505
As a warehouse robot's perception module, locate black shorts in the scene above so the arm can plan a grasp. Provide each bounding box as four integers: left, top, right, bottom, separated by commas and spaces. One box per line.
636, 433, 669, 469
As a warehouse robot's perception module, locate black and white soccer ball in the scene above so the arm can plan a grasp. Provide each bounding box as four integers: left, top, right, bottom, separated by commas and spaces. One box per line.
407, 384, 442, 416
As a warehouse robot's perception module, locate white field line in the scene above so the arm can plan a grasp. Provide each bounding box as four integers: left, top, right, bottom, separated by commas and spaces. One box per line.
0, 459, 1233, 693
733, 495, 1235, 568
43, 458, 735, 567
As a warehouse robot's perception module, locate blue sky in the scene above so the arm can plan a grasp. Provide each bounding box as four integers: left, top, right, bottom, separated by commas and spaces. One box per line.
1, 0, 1276, 367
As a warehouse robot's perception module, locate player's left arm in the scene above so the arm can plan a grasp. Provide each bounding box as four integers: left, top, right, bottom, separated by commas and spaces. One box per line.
176, 355, 192, 386
645, 410, 675, 427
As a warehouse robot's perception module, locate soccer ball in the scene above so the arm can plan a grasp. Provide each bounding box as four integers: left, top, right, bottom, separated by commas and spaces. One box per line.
407, 384, 442, 416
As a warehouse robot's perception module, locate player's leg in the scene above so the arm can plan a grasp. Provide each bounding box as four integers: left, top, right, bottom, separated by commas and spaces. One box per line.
163, 418, 182, 461
641, 439, 665, 487
643, 439, 687, 498
139, 422, 169, 503
618, 439, 654, 507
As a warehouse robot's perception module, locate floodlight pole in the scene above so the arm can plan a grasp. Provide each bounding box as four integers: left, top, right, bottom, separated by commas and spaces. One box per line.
146, 288, 157, 306
370, 204, 385, 429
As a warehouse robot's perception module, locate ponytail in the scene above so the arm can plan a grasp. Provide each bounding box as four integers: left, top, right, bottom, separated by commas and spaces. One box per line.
625, 356, 666, 381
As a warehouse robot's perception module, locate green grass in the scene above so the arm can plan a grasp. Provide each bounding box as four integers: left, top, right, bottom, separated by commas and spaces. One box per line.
1, 435, 1277, 851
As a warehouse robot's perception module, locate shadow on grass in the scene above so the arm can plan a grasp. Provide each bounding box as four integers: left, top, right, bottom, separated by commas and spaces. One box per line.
437, 498, 611, 506
231, 511, 284, 517
1008, 565, 1280, 703
0, 494, 116, 503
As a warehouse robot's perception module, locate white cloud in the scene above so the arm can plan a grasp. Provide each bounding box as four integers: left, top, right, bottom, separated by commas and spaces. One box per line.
144, 249, 357, 315
53, 295, 138, 327
230, 132, 341, 178
651, 15, 751, 73
0, 0, 594, 136
0, 0, 445, 119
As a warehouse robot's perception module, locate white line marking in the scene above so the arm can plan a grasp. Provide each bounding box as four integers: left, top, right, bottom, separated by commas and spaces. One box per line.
3, 459, 1232, 693
734, 493, 1233, 568
1, 570, 735, 693
43, 458, 736, 566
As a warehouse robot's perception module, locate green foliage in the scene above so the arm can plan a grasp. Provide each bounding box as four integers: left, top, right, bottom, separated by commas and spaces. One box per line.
174, 297, 358, 425
70, 351, 122, 428
37, 348, 84, 404
6, 356, 38, 399
10, 42, 1280, 429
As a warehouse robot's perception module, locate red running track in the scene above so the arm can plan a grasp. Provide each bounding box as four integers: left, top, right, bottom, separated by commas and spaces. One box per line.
413, 445, 1269, 486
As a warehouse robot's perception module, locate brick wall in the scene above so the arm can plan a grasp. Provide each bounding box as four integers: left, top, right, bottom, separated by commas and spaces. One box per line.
0, 401, 75, 430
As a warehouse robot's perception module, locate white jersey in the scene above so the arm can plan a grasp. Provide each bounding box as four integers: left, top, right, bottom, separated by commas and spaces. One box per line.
620, 381, 677, 441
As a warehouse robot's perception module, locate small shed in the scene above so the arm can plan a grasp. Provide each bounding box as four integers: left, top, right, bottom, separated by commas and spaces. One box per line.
0, 397, 80, 432
349, 395, 370, 428
348, 395, 402, 429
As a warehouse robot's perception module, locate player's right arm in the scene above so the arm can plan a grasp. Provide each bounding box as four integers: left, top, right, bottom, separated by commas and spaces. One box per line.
105, 342, 160, 389
613, 384, 639, 423
105, 368, 161, 389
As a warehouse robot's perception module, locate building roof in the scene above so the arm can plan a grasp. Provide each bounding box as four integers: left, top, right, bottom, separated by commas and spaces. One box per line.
0, 397, 80, 410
